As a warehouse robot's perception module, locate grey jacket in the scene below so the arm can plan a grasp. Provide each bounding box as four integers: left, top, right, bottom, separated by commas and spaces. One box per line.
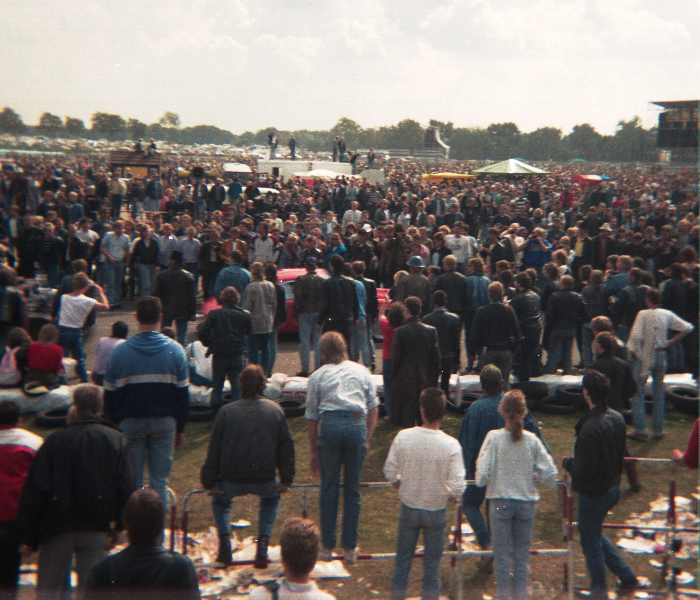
241, 279, 277, 334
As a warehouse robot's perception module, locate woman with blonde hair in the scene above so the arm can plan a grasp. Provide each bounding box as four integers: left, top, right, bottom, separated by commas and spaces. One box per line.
476, 390, 557, 600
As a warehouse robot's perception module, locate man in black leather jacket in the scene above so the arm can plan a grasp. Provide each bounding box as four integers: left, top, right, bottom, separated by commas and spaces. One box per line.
509, 272, 543, 381
423, 290, 461, 399
197, 286, 252, 410
317, 254, 358, 352
562, 370, 639, 599
544, 275, 588, 374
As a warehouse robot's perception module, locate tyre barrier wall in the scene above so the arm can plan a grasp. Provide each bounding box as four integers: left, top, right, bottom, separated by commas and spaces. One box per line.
167, 457, 697, 600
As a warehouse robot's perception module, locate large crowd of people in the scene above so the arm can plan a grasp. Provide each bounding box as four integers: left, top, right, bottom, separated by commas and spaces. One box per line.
0, 151, 698, 600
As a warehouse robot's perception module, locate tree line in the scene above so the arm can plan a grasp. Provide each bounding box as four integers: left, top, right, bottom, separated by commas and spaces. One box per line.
0, 106, 661, 163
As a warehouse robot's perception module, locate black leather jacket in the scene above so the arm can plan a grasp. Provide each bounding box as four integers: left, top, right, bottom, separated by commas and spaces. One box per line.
293, 271, 325, 315
545, 289, 587, 331
563, 406, 626, 498
197, 305, 252, 356
509, 289, 542, 335
317, 274, 359, 323
423, 307, 461, 359
434, 270, 469, 316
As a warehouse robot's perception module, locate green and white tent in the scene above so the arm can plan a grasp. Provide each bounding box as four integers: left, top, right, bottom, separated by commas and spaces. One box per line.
472, 159, 549, 175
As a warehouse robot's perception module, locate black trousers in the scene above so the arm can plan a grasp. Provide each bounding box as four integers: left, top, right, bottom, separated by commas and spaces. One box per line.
322, 318, 353, 355
0, 521, 20, 595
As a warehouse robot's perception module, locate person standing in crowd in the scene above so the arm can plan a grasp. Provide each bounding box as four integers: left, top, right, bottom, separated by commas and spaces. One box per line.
241, 262, 277, 376
0, 400, 43, 600
509, 272, 543, 382
626, 288, 693, 441
305, 332, 378, 563
16, 385, 135, 599
198, 229, 226, 301
0, 268, 26, 350
264, 262, 287, 376
394, 256, 431, 317
469, 282, 520, 389
152, 250, 197, 346
422, 290, 461, 401
213, 250, 250, 301
379, 301, 405, 422
351, 261, 378, 370
103, 297, 189, 506
248, 518, 336, 600
91, 320, 128, 386
197, 286, 251, 411
86, 488, 200, 600
293, 257, 324, 377
562, 370, 640, 600
543, 275, 587, 375
57, 273, 110, 382
458, 365, 546, 572
384, 388, 465, 600
130, 225, 160, 297
476, 390, 557, 600
100, 220, 131, 308
464, 257, 491, 371
390, 296, 440, 428
434, 255, 469, 362
317, 255, 358, 352
201, 364, 294, 569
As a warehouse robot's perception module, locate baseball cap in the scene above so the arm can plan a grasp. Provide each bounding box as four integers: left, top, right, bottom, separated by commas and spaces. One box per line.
304, 256, 317, 266
407, 256, 424, 268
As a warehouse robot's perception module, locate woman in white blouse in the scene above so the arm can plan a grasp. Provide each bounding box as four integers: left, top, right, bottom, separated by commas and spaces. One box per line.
475, 390, 557, 600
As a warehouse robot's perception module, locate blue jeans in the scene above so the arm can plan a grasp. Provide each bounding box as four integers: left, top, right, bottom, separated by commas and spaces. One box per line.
298, 312, 321, 373
137, 263, 156, 296
545, 328, 576, 374
246, 332, 271, 374
211, 480, 280, 539
211, 354, 244, 407
391, 503, 446, 600
267, 328, 278, 376
578, 486, 636, 599
317, 411, 367, 551
630, 351, 667, 436
59, 327, 88, 382
462, 484, 490, 549
382, 358, 392, 420
105, 261, 124, 305
489, 499, 536, 600
351, 316, 372, 367
162, 318, 188, 346
119, 416, 176, 507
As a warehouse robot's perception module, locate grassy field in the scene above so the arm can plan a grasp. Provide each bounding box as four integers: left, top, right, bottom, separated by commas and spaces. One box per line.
26, 403, 698, 599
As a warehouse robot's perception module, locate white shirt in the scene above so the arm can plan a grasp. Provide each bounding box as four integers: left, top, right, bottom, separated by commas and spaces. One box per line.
384, 426, 465, 511
475, 429, 557, 501
248, 579, 335, 600
304, 360, 378, 420
57, 294, 98, 328
445, 234, 476, 264
77, 229, 99, 245
627, 307, 694, 377
92, 337, 126, 376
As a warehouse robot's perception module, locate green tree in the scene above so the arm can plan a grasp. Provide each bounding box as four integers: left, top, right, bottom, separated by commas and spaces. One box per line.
486, 122, 521, 160
608, 116, 652, 162
0, 107, 25, 133
330, 117, 363, 149
521, 127, 563, 161
448, 127, 493, 160
127, 118, 148, 140
91, 112, 126, 140
564, 124, 604, 161
159, 111, 181, 129
64, 117, 86, 136
38, 112, 63, 137
180, 125, 236, 145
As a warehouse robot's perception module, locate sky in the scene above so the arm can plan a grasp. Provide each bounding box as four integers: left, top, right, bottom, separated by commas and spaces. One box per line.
1, 0, 698, 137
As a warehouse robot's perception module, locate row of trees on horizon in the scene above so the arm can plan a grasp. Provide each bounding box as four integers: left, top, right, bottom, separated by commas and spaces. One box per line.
0, 106, 665, 163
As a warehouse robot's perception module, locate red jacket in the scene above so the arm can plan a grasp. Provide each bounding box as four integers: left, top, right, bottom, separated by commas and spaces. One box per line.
0, 425, 43, 521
